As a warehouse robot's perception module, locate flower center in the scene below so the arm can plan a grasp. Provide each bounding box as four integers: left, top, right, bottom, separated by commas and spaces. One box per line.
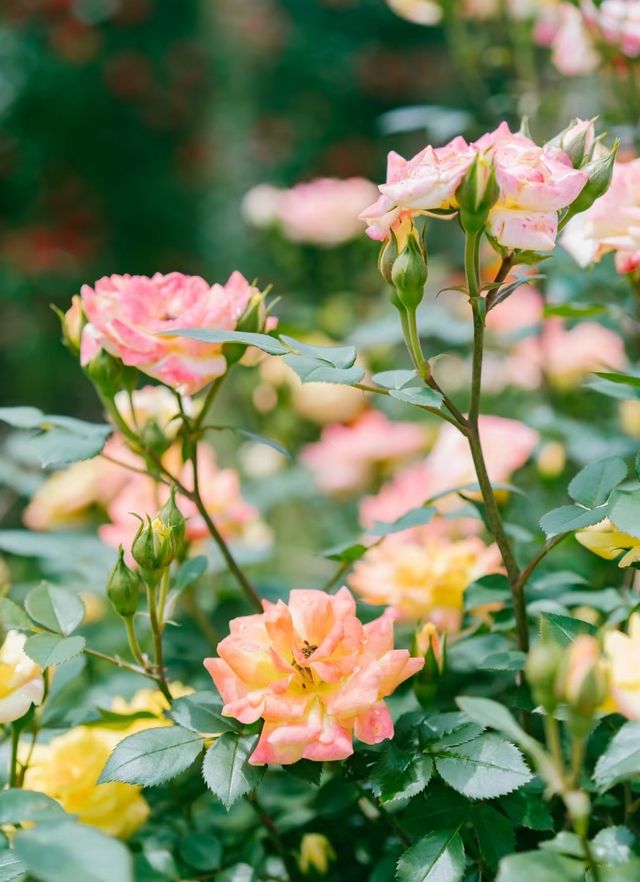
300, 640, 318, 659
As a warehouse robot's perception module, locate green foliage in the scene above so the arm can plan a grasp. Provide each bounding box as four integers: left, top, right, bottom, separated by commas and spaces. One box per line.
25, 583, 84, 636
24, 634, 86, 668
432, 734, 531, 799
594, 723, 640, 791
568, 457, 628, 508
202, 733, 265, 809
0, 408, 112, 468
99, 726, 204, 787
396, 829, 466, 882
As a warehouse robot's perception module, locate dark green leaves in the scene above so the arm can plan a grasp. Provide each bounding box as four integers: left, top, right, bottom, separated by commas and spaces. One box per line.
369, 744, 433, 804
594, 723, 640, 791
168, 691, 238, 735
568, 457, 627, 508
433, 734, 531, 799
202, 733, 265, 809
396, 829, 465, 882
0, 407, 112, 468
539, 612, 597, 646
496, 851, 584, 882
99, 725, 204, 787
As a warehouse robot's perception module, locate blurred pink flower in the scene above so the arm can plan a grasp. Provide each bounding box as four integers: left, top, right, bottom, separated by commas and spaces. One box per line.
78, 271, 258, 394
583, 0, 640, 58
243, 177, 379, 246
300, 409, 429, 495
360, 416, 539, 529
204, 587, 424, 764
485, 285, 544, 335
535, 2, 599, 75
562, 158, 640, 274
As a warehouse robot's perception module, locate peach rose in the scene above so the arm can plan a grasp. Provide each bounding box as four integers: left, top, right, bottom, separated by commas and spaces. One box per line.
0, 631, 45, 724
603, 613, 640, 719
205, 587, 424, 764
475, 123, 588, 252
300, 410, 428, 495
78, 271, 258, 394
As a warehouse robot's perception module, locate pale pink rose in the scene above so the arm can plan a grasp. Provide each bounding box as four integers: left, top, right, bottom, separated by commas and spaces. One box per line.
79, 271, 258, 394
300, 410, 428, 495
0, 631, 45, 724
204, 587, 424, 764
583, 0, 640, 57
99, 442, 262, 554
562, 158, 640, 274
360, 416, 539, 529
360, 136, 477, 241
506, 318, 627, 391
349, 531, 502, 627
244, 178, 379, 247
474, 123, 588, 252
535, 2, 599, 75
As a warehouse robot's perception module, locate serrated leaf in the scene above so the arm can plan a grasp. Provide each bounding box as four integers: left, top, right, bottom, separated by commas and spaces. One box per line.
168, 691, 238, 735
0, 851, 26, 882
283, 354, 364, 386
608, 489, 640, 538
540, 504, 606, 537
472, 805, 515, 870
396, 829, 465, 882
0, 598, 33, 632
202, 733, 265, 809
284, 759, 323, 786
179, 833, 223, 873
592, 827, 635, 865
370, 745, 433, 804
568, 457, 628, 508
429, 723, 485, 750
24, 634, 85, 668
280, 336, 357, 369
539, 612, 597, 646
594, 722, 640, 791
389, 386, 444, 409
372, 369, 418, 390
595, 371, 640, 389
321, 541, 368, 563
454, 697, 549, 771
434, 734, 531, 799
500, 788, 554, 831
0, 409, 112, 468
496, 851, 584, 882
369, 506, 436, 537
478, 651, 526, 672
25, 583, 84, 636
164, 328, 288, 356
0, 790, 67, 824
14, 820, 133, 882
99, 725, 203, 787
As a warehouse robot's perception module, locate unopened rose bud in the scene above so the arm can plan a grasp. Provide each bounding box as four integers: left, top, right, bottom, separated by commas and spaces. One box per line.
298, 833, 336, 875
526, 640, 564, 712
456, 153, 499, 234
556, 635, 608, 718
378, 233, 399, 285
412, 622, 445, 709
106, 546, 140, 618
159, 487, 186, 560
131, 515, 175, 574
536, 441, 566, 479
391, 233, 428, 311
546, 118, 597, 168
58, 295, 86, 354
84, 349, 123, 399
566, 142, 619, 219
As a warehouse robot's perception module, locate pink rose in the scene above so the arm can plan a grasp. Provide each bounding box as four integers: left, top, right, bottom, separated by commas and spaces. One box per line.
583, 0, 640, 58
535, 3, 599, 75
205, 587, 424, 764
360, 136, 477, 241
78, 271, 258, 394
300, 409, 428, 495
474, 123, 588, 252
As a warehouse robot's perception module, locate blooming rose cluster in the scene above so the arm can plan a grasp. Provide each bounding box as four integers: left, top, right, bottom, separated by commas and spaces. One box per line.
73, 271, 262, 395
242, 177, 379, 247
205, 588, 424, 764
360, 122, 589, 253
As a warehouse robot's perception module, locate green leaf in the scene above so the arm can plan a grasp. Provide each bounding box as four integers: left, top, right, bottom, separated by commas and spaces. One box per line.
14, 820, 133, 882
24, 634, 85, 668
179, 833, 223, 873
608, 489, 640, 538
174, 556, 208, 593
592, 826, 635, 865
434, 734, 531, 799
283, 354, 364, 386
321, 541, 368, 563
471, 805, 515, 870
396, 829, 465, 882
369, 506, 436, 537
568, 457, 628, 508
236, 429, 291, 459
284, 759, 323, 785
0, 853, 25, 882
500, 787, 554, 831
594, 722, 640, 791
0, 790, 67, 825
455, 697, 549, 771
0, 408, 113, 469
164, 328, 288, 356
595, 371, 640, 389
389, 386, 444, 409
496, 851, 584, 882
478, 650, 526, 672
99, 725, 203, 787
544, 303, 606, 318
25, 583, 84, 636
202, 733, 265, 809
539, 612, 597, 647
168, 692, 239, 735
369, 744, 433, 804
0, 407, 44, 429
540, 504, 606, 537
0, 598, 33, 632
279, 335, 357, 369
371, 369, 418, 390
539, 832, 583, 857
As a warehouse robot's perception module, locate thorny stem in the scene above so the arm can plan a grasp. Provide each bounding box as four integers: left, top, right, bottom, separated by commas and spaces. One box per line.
84, 646, 149, 676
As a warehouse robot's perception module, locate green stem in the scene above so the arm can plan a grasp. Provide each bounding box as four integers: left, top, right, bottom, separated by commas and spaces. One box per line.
83, 646, 149, 677
157, 567, 171, 627
193, 375, 226, 436
543, 714, 565, 784
124, 616, 146, 668
517, 533, 570, 593
146, 580, 173, 704
8, 724, 20, 788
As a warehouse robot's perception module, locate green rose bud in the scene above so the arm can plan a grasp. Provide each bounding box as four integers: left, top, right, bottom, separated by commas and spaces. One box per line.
159, 487, 187, 561
525, 640, 564, 712
84, 349, 123, 399
131, 515, 175, 574
565, 141, 619, 221
378, 233, 399, 285
456, 153, 499, 235
106, 546, 140, 618
412, 623, 445, 709
391, 233, 428, 311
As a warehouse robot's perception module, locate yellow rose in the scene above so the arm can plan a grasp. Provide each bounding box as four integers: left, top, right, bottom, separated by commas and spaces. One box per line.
575, 518, 640, 567
0, 631, 44, 724
298, 833, 336, 875
23, 727, 149, 839
603, 614, 640, 719
109, 683, 192, 737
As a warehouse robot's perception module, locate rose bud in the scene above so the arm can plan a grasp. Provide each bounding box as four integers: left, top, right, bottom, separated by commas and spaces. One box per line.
546, 118, 597, 168
158, 487, 187, 561
412, 622, 446, 709
525, 639, 564, 712
106, 546, 140, 618
556, 635, 608, 719
456, 152, 499, 234
391, 231, 428, 311
298, 833, 336, 875
565, 141, 619, 220
131, 515, 176, 575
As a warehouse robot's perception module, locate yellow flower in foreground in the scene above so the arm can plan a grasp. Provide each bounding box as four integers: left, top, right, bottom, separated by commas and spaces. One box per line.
110, 683, 192, 736
0, 631, 44, 724
603, 614, 640, 720
575, 518, 640, 567
23, 727, 149, 838
298, 833, 336, 875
